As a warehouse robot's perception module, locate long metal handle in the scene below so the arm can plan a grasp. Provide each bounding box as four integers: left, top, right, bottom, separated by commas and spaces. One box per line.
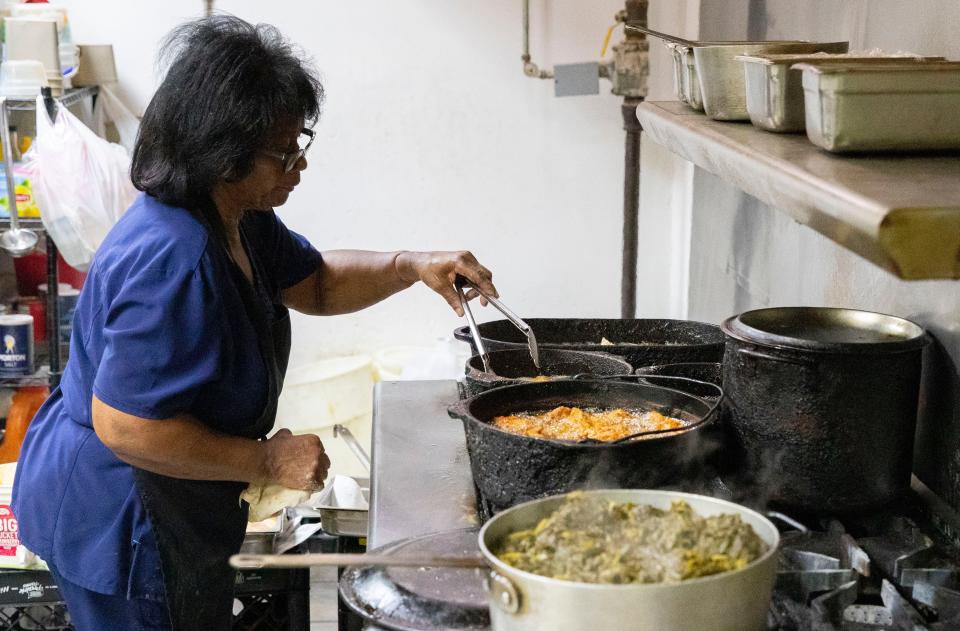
624, 23, 697, 48
230, 552, 488, 570
333, 424, 370, 471
0, 98, 20, 232
455, 279, 492, 373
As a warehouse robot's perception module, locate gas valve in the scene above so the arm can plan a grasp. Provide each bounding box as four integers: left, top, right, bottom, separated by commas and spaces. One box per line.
608, 2, 649, 98
522, 0, 648, 99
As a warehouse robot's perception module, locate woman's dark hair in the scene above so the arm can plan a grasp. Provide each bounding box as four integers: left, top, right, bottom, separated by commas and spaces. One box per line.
131, 15, 323, 238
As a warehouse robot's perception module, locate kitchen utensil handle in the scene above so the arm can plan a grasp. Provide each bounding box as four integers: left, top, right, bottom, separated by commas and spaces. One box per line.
736, 346, 812, 365
230, 553, 488, 570
446, 399, 471, 421
0, 99, 20, 232
767, 511, 810, 533
455, 277, 492, 373
594, 374, 724, 444
456, 275, 529, 334
624, 23, 697, 47
453, 326, 473, 344
632, 373, 724, 400
455, 275, 540, 369
333, 424, 371, 471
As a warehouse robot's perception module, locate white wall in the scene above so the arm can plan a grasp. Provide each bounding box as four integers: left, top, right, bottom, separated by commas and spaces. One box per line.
54, 0, 688, 366
637, 0, 699, 318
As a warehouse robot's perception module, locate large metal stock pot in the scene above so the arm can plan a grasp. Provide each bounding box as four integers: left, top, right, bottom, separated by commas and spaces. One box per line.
478, 489, 780, 631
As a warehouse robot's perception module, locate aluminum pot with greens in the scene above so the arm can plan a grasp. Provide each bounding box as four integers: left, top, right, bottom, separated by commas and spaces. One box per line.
479, 489, 779, 631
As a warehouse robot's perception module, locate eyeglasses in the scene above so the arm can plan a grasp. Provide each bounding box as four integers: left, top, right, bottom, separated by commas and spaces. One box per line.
262, 128, 315, 173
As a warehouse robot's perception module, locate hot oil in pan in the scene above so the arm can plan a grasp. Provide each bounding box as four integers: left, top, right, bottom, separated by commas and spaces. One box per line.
492, 406, 687, 442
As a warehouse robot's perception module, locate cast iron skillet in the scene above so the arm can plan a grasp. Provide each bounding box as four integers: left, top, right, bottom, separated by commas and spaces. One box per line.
448, 376, 722, 518
462, 349, 633, 397
454, 318, 725, 369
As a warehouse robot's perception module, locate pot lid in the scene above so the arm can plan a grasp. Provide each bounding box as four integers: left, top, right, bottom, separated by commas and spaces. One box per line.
722, 307, 927, 353
339, 528, 489, 631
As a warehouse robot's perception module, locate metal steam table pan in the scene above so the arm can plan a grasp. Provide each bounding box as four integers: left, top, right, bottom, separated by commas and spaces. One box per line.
737, 54, 947, 133
797, 62, 960, 152
693, 41, 849, 121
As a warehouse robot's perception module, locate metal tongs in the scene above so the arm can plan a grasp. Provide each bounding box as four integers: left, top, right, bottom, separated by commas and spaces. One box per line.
454, 275, 539, 374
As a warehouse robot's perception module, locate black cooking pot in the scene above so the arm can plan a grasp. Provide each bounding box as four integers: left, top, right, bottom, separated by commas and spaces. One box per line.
448, 377, 722, 518
462, 349, 633, 397
453, 318, 725, 369
721, 307, 928, 514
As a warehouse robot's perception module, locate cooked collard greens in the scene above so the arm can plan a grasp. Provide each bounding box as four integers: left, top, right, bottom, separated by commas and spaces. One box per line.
495, 493, 767, 584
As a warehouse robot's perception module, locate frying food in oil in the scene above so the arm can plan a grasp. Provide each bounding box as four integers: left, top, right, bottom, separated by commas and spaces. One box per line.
492, 406, 684, 442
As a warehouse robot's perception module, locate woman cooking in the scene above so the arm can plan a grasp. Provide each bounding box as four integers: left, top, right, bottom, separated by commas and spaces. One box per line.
12, 15, 498, 631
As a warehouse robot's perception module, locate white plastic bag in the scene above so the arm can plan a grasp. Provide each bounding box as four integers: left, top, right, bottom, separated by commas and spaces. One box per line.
29, 95, 138, 270
92, 85, 139, 152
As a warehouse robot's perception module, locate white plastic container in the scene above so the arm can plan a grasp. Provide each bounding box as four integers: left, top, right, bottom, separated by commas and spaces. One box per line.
275, 356, 375, 433
4, 18, 60, 74
374, 338, 471, 382
0, 61, 49, 99
373, 345, 432, 381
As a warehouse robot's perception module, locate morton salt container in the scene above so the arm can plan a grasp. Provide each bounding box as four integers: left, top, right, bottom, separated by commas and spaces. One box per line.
0, 315, 33, 376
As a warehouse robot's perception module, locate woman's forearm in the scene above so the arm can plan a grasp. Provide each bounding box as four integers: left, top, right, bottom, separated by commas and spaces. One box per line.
310, 250, 417, 315
282, 248, 497, 317
93, 395, 268, 483
92, 396, 330, 489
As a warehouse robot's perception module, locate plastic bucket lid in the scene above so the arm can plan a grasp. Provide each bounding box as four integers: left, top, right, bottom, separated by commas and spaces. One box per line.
0, 315, 32, 326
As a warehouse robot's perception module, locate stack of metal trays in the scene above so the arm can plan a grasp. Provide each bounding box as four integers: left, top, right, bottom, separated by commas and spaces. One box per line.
796, 61, 960, 152
737, 54, 946, 133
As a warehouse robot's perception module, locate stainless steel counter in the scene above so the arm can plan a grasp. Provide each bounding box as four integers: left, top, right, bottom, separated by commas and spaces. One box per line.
368, 380, 478, 549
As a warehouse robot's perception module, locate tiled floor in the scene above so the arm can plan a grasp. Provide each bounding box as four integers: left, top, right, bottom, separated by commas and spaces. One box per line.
309, 566, 339, 630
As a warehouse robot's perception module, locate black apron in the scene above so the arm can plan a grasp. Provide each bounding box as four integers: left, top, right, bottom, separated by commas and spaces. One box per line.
133, 226, 291, 630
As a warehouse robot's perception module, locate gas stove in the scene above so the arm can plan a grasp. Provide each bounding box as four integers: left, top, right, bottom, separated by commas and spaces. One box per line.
764, 485, 960, 630
361, 380, 960, 631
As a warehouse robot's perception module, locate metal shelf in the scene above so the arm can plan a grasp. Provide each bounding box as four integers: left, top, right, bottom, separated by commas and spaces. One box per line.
637, 101, 960, 280
0, 218, 44, 230
0, 365, 57, 387
4, 86, 99, 112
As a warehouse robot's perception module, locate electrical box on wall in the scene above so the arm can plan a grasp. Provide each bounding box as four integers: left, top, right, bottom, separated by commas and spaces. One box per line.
554, 62, 600, 97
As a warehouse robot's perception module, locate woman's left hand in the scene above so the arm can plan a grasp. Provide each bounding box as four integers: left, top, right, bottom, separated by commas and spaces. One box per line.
397, 250, 498, 316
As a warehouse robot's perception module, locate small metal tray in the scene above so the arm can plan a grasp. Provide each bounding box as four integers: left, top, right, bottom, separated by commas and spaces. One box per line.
737, 54, 946, 133
679, 44, 704, 111
315, 476, 370, 538
797, 62, 960, 152
666, 43, 704, 111
666, 43, 685, 105
239, 531, 276, 555
318, 505, 368, 538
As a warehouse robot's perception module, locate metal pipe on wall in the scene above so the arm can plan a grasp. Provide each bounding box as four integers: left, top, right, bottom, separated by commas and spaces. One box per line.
518, 0, 647, 317
619, 0, 648, 319
621, 99, 642, 319
521, 0, 554, 79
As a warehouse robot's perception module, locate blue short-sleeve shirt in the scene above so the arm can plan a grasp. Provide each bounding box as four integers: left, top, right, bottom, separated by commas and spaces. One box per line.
12, 193, 321, 595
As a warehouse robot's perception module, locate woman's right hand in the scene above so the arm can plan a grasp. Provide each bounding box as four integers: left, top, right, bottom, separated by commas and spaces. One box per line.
261, 428, 331, 490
